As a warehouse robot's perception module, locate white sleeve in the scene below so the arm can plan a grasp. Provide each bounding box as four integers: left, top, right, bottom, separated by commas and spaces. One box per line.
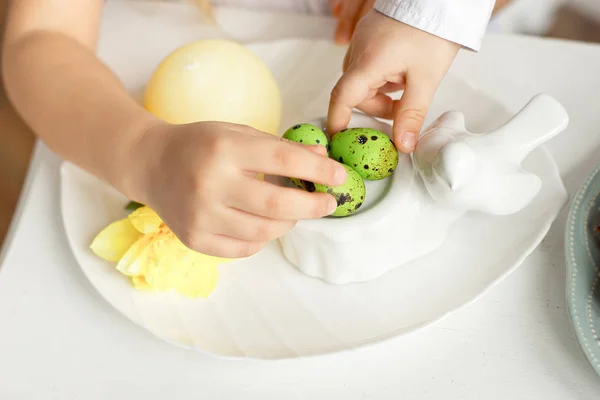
373, 0, 496, 51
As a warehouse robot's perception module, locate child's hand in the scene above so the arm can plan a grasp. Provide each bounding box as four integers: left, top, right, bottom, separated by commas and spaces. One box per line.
330, 0, 375, 45
131, 121, 348, 258
327, 10, 461, 153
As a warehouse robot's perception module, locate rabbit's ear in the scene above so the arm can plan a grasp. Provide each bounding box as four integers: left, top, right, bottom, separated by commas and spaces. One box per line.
486, 94, 569, 163
422, 111, 466, 134
480, 171, 542, 215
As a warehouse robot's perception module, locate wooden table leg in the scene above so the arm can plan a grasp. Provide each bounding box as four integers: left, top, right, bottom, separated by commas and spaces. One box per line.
0, 0, 36, 248
546, 4, 600, 44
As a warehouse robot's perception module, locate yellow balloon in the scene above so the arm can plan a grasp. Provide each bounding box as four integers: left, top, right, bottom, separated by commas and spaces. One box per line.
144, 39, 281, 135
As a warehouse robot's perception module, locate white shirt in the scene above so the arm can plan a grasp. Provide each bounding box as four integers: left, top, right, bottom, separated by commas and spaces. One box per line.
211, 0, 496, 51
374, 0, 496, 51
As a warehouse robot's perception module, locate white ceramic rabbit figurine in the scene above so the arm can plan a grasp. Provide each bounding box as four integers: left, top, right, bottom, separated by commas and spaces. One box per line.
413, 93, 569, 215
280, 93, 569, 285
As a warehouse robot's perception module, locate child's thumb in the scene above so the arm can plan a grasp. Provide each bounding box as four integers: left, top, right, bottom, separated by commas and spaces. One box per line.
392, 80, 437, 153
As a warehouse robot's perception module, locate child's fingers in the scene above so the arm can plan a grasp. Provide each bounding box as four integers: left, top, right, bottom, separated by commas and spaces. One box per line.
185, 232, 265, 259
334, 0, 365, 44
392, 76, 438, 153
331, 0, 342, 17
226, 177, 338, 221
216, 208, 296, 243
334, 0, 375, 45
236, 125, 329, 161
236, 125, 325, 155
237, 136, 347, 187
327, 69, 371, 134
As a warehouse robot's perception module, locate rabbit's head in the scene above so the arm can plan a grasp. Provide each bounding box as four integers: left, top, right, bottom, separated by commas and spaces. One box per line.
413, 94, 568, 215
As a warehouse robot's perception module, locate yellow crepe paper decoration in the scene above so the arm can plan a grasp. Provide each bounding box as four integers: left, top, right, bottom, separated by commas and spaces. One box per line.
90, 218, 142, 262
90, 206, 231, 298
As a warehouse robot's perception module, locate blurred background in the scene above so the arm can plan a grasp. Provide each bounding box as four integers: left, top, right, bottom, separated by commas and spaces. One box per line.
493, 0, 600, 41
1, 0, 600, 248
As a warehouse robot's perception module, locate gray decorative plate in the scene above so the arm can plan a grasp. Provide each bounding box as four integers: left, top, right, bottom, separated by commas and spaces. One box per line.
566, 163, 600, 376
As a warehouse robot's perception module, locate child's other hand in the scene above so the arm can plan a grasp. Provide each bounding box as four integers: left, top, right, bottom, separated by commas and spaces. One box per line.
330, 0, 375, 45
327, 10, 461, 153
131, 121, 347, 258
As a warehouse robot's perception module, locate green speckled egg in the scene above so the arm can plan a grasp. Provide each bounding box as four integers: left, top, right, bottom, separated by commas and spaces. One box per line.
282, 123, 329, 152
330, 128, 398, 180
291, 164, 366, 217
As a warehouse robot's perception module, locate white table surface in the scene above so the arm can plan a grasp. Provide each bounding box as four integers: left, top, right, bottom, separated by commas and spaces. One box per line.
2, 2, 600, 399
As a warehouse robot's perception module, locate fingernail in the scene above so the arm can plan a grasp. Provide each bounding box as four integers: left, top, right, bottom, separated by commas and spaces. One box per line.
333, 164, 348, 185
399, 132, 417, 151
327, 197, 338, 214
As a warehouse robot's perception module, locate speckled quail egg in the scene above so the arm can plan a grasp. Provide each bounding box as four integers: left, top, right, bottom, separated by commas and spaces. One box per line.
291, 164, 366, 217
330, 128, 398, 180
282, 123, 329, 152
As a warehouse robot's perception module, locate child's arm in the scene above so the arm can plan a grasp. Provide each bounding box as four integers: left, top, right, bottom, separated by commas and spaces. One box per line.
2, 0, 347, 258
328, 0, 497, 153
2, 0, 157, 198
332, 0, 509, 46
